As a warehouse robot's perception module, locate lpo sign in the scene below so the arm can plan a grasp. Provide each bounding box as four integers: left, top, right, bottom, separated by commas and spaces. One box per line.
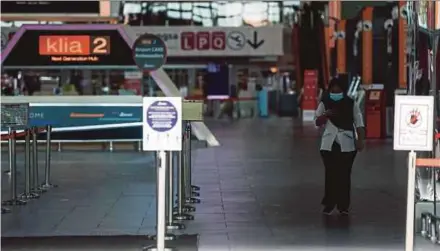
180, 31, 225, 51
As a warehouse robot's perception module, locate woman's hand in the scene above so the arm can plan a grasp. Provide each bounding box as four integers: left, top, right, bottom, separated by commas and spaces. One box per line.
323, 109, 336, 118
315, 114, 328, 127
355, 139, 365, 152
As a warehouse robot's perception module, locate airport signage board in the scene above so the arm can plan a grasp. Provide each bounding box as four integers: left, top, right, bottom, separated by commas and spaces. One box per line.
2, 29, 134, 68
127, 26, 284, 57
133, 33, 167, 72
393, 95, 434, 151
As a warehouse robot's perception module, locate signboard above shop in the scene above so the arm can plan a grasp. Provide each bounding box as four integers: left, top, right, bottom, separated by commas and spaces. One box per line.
126, 25, 284, 57
1, 25, 135, 69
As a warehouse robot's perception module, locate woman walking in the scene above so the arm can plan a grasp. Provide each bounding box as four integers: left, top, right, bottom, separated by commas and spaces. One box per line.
315, 77, 365, 215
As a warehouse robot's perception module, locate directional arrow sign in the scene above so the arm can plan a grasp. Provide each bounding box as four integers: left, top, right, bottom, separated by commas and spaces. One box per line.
247, 31, 265, 49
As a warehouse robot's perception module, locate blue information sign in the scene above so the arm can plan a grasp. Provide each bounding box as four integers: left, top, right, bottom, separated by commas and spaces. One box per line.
146, 101, 178, 132
133, 33, 167, 71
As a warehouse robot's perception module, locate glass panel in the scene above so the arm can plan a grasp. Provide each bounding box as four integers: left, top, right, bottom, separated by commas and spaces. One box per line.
167, 10, 181, 19
182, 12, 192, 19
167, 2, 181, 11
202, 19, 214, 27
181, 2, 193, 11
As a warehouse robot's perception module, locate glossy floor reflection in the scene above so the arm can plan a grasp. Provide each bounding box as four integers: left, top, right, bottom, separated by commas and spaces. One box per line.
1, 118, 438, 251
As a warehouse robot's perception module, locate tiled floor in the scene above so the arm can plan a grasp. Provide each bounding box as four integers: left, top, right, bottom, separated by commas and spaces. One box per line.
1, 118, 439, 250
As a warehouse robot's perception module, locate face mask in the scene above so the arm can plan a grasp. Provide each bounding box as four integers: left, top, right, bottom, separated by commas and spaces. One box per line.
329, 93, 343, 101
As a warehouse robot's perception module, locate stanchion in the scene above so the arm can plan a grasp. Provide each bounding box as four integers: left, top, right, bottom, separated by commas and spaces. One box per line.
3, 128, 12, 175
109, 141, 114, 152
184, 122, 200, 204
178, 131, 196, 213
144, 151, 174, 251
150, 152, 177, 241
405, 151, 417, 251
173, 150, 194, 221
20, 129, 40, 200
186, 123, 200, 193
166, 151, 185, 230
41, 125, 57, 189
31, 127, 46, 194
2, 131, 27, 206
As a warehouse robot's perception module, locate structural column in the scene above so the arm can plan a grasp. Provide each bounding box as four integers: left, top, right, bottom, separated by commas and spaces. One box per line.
336, 20, 347, 74
362, 7, 374, 85
398, 1, 407, 89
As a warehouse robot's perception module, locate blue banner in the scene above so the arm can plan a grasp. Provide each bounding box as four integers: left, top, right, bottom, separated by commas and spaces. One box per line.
29, 106, 142, 128
1, 105, 144, 141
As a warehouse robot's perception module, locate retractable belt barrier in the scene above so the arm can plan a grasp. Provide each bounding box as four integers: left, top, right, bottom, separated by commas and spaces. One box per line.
1, 125, 57, 214
142, 97, 204, 250
147, 121, 202, 246
2, 98, 206, 251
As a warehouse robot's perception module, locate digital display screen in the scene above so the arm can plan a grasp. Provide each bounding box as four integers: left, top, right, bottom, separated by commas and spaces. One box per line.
1, 1, 100, 14
3, 30, 135, 67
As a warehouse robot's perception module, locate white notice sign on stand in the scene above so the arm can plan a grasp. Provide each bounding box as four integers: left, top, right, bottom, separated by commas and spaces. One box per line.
393, 95, 434, 151
143, 97, 182, 151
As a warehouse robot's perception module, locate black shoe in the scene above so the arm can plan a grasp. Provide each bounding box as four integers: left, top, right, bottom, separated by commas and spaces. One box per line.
322, 206, 334, 215
339, 209, 349, 216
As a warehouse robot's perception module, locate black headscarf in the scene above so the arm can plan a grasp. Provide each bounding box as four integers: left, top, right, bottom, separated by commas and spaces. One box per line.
321, 77, 354, 130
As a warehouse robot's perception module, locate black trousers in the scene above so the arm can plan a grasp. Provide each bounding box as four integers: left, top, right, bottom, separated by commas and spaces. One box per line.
320, 142, 357, 210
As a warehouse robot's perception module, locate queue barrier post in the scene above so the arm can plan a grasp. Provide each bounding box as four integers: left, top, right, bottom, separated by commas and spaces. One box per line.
184, 122, 200, 204
144, 151, 174, 251
3, 128, 13, 175
173, 149, 194, 221
20, 129, 40, 200
407, 154, 440, 251
41, 125, 57, 189
166, 151, 185, 230
149, 151, 178, 242
2, 130, 27, 206
31, 127, 46, 194
179, 127, 196, 213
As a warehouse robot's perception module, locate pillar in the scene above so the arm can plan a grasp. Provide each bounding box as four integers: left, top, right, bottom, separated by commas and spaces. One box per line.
398, 1, 407, 89
362, 7, 374, 85
337, 20, 347, 74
